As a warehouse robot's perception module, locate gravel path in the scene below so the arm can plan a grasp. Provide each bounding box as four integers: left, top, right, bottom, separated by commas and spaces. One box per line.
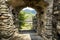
19, 31, 43, 40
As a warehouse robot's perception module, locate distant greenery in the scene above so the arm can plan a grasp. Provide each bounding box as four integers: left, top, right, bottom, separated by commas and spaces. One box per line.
18, 11, 26, 29
18, 10, 35, 30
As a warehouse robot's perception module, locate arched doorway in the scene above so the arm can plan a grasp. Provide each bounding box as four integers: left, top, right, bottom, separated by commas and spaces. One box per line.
9, 0, 48, 39
18, 7, 37, 31
10, 0, 48, 35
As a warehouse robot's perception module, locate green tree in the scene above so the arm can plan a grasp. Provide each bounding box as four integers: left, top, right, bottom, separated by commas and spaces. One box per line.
18, 10, 35, 30
18, 11, 26, 29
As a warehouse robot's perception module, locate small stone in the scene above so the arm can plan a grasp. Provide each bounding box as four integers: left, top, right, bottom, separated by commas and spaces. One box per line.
1, 5, 7, 9
1, 11, 9, 14
0, 16, 9, 19
1, 9, 9, 12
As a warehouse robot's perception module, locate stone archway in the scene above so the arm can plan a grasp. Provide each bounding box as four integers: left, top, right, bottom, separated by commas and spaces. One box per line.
12, 0, 48, 34
1, 0, 60, 40
8, 0, 48, 33
17, 7, 37, 30
8, 0, 49, 40
0, 0, 50, 40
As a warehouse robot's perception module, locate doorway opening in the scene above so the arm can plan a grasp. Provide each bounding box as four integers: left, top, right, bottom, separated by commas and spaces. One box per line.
18, 7, 37, 31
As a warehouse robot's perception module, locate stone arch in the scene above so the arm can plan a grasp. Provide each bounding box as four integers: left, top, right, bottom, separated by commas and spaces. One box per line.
18, 7, 38, 30
7, 0, 49, 39
1, 0, 60, 40
8, 0, 48, 35
0, 0, 51, 40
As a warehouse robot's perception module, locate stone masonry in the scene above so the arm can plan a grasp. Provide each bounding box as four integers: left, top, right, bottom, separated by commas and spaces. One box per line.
0, 0, 24, 40
0, 0, 32, 40
0, 0, 60, 40
0, 0, 16, 40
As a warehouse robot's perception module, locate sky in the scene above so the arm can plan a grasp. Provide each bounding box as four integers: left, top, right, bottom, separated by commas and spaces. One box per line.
22, 7, 34, 10
22, 7, 37, 22
22, 7, 37, 14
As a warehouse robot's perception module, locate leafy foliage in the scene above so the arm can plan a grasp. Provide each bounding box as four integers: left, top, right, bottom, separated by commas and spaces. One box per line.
18, 11, 26, 29
18, 10, 35, 30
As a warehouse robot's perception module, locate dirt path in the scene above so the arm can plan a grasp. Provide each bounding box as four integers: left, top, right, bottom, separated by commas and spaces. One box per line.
19, 31, 43, 40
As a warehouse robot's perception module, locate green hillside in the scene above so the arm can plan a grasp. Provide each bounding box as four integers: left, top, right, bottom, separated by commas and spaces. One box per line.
18, 11, 35, 30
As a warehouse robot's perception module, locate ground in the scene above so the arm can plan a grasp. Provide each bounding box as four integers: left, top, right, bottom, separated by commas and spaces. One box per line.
19, 30, 43, 40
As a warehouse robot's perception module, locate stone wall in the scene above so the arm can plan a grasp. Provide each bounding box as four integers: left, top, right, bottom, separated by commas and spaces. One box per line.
8, 0, 49, 40
0, 0, 52, 40
53, 0, 60, 40
0, 0, 19, 40
43, 0, 53, 40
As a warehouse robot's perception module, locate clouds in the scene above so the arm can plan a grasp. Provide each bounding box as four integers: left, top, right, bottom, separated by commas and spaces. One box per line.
22, 7, 34, 10
22, 7, 37, 14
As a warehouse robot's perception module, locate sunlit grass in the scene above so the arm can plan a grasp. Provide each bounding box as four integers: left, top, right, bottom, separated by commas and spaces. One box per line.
20, 22, 33, 30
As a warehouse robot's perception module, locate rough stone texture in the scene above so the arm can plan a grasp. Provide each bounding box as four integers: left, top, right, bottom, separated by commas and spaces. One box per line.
0, 0, 48, 40
0, 0, 20, 40
9, 0, 48, 39
53, 0, 60, 40
0, 0, 14, 39
1, 0, 60, 40
43, 0, 53, 40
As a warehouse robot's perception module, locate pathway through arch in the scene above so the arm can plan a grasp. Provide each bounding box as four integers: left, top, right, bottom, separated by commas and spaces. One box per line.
18, 7, 43, 40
